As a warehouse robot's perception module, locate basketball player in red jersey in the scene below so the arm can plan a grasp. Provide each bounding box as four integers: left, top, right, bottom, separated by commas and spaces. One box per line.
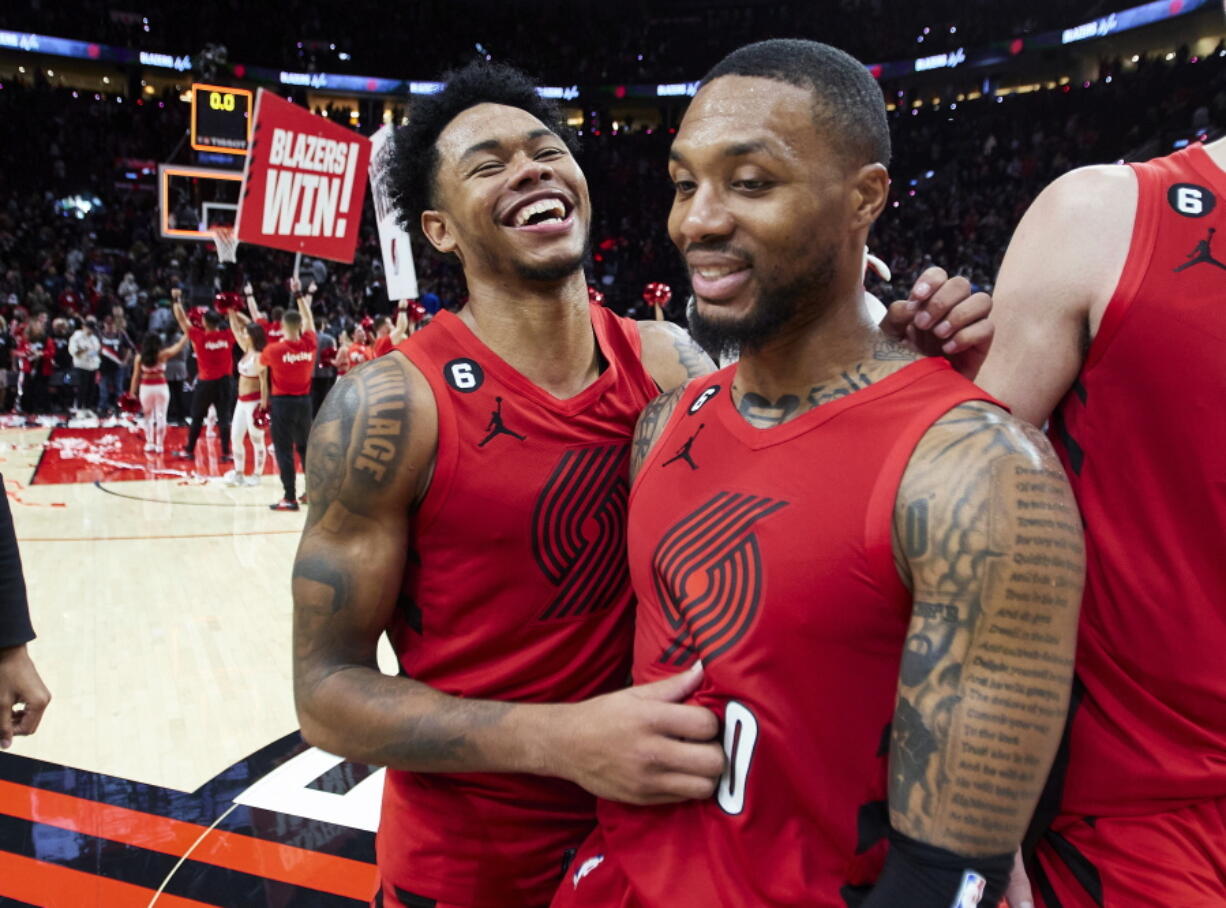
556, 40, 1084, 908
292, 61, 995, 908
974, 126, 1226, 904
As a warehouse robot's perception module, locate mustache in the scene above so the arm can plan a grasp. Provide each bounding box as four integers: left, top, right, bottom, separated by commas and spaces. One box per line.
679, 241, 754, 268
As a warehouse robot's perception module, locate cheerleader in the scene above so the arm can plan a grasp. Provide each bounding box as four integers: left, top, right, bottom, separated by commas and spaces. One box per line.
129, 332, 188, 452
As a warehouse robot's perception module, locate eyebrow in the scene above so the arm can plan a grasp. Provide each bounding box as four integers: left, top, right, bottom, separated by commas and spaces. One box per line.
459, 128, 558, 163
669, 139, 774, 163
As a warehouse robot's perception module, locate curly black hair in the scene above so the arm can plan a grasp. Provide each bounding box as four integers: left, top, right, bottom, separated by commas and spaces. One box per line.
387, 61, 578, 233
700, 39, 891, 168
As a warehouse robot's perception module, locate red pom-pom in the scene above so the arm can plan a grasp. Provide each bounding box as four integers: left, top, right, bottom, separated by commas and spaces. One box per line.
213, 291, 243, 313
587, 285, 606, 306
118, 392, 140, 414
408, 301, 427, 322
319, 346, 337, 367
360, 315, 375, 331
187, 306, 207, 328
642, 282, 672, 307
252, 405, 270, 429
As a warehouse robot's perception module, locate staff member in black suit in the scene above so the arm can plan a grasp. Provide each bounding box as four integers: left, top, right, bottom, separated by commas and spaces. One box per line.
0, 480, 50, 750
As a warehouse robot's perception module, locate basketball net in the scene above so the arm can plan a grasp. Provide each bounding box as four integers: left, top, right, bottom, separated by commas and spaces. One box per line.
212, 227, 239, 265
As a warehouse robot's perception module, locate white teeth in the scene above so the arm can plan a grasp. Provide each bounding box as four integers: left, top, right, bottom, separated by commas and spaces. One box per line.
695, 266, 743, 279
513, 198, 567, 226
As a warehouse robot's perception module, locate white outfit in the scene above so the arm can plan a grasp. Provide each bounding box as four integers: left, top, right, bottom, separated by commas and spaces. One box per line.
230, 350, 266, 480
69, 329, 101, 370
139, 362, 169, 450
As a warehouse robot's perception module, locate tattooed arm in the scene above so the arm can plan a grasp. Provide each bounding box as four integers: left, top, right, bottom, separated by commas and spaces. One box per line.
887, 402, 1084, 856
294, 354, 722, 798
636, 320, 716, 391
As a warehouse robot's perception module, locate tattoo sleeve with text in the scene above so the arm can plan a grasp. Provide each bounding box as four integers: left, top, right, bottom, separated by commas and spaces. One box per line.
889, 402, 1084, 855
291, 358, 519, 770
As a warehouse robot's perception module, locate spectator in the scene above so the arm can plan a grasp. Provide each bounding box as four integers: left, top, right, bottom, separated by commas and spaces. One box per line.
67, 316, 101, 414
96, 314, 133, 416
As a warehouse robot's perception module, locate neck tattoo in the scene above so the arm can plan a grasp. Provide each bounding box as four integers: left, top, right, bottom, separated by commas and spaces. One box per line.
733, 338, 921, 430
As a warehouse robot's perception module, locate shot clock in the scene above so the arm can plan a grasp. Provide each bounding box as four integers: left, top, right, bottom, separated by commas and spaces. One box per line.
191, 83, 253, 155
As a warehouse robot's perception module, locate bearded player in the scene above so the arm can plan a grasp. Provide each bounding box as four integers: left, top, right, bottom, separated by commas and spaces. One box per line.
975, 119, 1226, 908
556, 40, 1084, 908
292, 61, 994, 908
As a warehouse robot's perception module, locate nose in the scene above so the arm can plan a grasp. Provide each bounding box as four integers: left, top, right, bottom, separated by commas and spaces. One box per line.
509, 153, 554, 192
676, 183, 733, 245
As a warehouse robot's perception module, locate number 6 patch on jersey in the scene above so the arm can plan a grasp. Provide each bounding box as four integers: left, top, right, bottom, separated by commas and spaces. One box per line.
443, 357, 484, 392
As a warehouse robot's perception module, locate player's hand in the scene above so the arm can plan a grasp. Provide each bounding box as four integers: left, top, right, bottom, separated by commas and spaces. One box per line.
307, 282, 318, 295
1004, 847, 1034, 908
170, 287, 182, 302
880, 266, 994, 379
244, 282, 254, 297
553, 666, 725, 805
0, 645, 51, 750
289, 276, 301, 294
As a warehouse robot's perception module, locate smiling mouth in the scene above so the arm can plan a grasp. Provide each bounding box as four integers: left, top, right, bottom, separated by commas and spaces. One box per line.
688, 262, 752, 301
504, 197, 573, 228
691, 264, 748, 281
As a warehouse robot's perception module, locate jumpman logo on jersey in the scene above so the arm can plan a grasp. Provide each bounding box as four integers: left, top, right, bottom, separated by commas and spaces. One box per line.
662, 424, 705, 471
478, 396, 526, 446
1173, 227, 1226, 273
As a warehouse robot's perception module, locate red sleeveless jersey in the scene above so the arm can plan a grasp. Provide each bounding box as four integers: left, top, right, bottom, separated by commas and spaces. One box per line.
378, 306, 659, 907
598, 359, 993, 907
1047, 143, 1226, 815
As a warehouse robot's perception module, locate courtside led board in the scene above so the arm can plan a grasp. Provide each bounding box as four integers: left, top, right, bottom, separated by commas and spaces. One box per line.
191, 83, 253, 155
235, 89, 371, 263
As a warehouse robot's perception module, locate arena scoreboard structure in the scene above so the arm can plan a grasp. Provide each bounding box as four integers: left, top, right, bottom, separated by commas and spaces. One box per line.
190, 83, 253, 155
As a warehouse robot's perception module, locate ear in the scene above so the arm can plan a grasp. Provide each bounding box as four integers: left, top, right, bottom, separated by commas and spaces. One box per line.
421, 209, 459, 257
849, 163, 890, 231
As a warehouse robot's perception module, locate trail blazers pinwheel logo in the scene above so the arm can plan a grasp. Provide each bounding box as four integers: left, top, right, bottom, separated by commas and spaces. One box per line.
653, 492, 788, 667
533, 445, 630, 620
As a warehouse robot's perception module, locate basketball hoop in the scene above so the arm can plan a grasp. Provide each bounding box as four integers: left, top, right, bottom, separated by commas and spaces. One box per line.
212, 226, 239, 264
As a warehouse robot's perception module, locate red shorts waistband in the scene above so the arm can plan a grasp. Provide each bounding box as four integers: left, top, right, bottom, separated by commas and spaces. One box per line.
238, 391, 261, 402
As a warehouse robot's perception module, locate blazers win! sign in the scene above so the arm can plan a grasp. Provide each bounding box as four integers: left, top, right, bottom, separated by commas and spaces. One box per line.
236, 89, 372, 263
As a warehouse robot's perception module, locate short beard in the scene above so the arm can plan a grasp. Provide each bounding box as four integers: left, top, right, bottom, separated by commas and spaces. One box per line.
513, 233, 592, 284
515, 252, 586, 283
687, 251, 836, 361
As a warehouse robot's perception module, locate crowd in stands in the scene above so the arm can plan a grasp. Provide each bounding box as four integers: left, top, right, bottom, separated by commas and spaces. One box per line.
8, 0, 1103, 84
0, 41, 1222, 417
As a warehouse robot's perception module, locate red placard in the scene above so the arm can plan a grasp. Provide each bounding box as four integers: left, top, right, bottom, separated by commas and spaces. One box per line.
235, 89, 371, 263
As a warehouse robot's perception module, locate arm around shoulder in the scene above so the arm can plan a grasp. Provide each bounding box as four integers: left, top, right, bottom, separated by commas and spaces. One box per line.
635, 320, 715, 393
295, 356, 726, 801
